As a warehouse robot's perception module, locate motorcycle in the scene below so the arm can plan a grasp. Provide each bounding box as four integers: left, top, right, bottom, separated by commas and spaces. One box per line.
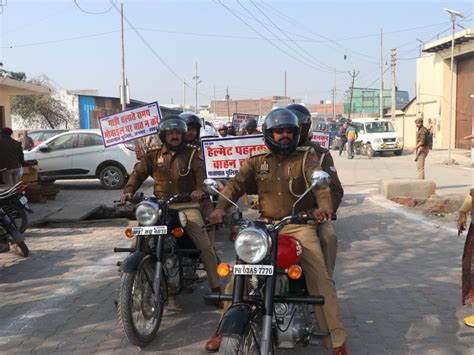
114, 193, 208, 346
0, 181, 32, 257
203, 170, 333, 354
0, 181, 33, 234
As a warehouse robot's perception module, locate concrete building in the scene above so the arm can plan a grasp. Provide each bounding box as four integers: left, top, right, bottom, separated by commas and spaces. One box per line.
308, 102, 345, 120
345, 87, 410, 118
0, 77, 50, 129
395, 28, 474, 149
210, 96, 300, 119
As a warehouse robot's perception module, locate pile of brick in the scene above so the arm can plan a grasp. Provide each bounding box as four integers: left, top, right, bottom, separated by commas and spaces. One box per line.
22, 166, 61, 203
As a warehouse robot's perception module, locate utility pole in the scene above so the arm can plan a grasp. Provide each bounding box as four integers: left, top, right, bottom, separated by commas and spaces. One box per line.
379, 28, 384, 119
119, 3, 129, 111
213, 84, 216, 119
333, 68, 336, 120
348, 69, 359, 119
284, 71, 287, 97
391, 48, 397, 121
183, 80, 186, 110
226, 87, 230, 122
192, 61, 200, 113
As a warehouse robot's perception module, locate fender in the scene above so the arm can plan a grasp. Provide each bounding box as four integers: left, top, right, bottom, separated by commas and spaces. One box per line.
120, 251, 148, 273
218, 304, 253, 336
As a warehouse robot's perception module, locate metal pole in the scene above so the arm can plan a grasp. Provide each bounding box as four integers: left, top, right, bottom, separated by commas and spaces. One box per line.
120, 3, 126, 111
448, 19, 455, 163
195, 61, 198, 113
213, 84, 216, 119
380, 28, 384, 119
391, 48, 397, 121
183, 80, 186, 110
333, 68, 336, 119
284, 71, 287, 97
348, 70, 359, 120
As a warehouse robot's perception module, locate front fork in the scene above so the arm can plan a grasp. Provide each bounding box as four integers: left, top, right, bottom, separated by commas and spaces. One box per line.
153, 234, 165, 303
260, 230, 278, 355
0, 213, 23, 243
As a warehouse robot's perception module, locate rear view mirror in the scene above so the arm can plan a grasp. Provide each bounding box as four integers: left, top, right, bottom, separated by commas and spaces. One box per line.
310, 171, 331, 189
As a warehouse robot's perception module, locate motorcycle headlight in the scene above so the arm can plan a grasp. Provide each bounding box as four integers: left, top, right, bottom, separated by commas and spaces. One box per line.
135, 201, 161, 226
178, 211, 187, 228
234, 227, 271, 264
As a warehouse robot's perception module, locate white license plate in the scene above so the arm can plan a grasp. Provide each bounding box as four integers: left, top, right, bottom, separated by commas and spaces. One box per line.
132, 226, 167, 235
19, 196, 28, 205
233, 264, 274, 276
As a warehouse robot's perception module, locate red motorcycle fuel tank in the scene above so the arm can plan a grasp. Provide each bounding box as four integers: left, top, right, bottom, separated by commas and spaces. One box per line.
277, 234, 302, 269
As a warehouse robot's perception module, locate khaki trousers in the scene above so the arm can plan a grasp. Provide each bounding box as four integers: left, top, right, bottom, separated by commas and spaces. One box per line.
170, 203, 220, 289
416, 148, 429, 179
2, 168, 20, 187
317, 221, 338, 278
222, 224, 347, 348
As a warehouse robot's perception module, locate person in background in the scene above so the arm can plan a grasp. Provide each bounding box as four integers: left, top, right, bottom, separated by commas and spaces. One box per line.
339, 122, 348, 156
218, 124, 228, 137
345, 122, 357, 159
426, 118, 435, 150
413, 118, 430, 179
0, 127, 24, 186
19, 130, 34, 151
226, 122, 236, 136
457, 189, 474, 327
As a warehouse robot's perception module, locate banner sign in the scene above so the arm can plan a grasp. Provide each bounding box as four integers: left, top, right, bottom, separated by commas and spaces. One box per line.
232, 113, 260, 131
201, 134, 266, 178
311, 131, 331, 149
99, 102, 162, 147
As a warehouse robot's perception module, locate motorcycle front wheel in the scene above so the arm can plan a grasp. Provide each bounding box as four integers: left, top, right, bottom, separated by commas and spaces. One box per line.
11, 206, 28, 234
118, 256, 167, 346
220, 312, 271, 355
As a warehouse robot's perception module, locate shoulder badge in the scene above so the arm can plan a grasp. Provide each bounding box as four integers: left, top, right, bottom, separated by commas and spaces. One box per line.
250, 149, 269, 158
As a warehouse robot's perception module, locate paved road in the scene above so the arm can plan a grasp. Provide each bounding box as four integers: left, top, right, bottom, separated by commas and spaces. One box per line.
1, 193, 473, 354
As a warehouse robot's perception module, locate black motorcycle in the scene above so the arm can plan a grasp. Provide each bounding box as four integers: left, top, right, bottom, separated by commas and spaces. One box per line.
203, 171, 333, 354
114, 193, 207, 346
0, 181, 33, 233
0, 182, 32, 257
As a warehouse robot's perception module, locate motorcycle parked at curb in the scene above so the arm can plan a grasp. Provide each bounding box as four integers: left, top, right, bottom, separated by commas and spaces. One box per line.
114, 193, 209, 346
203, 171, 334, 355
0, 181, 32, 257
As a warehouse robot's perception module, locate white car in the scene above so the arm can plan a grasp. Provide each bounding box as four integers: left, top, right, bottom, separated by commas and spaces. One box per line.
350, 118, 404, 156
24, 130, 138, 189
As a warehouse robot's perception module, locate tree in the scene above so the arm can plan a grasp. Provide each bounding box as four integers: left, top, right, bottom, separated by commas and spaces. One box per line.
11, 75, 75, 129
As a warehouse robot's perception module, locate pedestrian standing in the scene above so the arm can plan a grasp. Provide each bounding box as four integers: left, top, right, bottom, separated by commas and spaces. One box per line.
426, 118, 435, 150
457, 189, 474, 327
345, 123, 357, 159
0, 127, 24, 186
413, 118, 429, 179
20, 130, 34, 151
339, 122, 348, 156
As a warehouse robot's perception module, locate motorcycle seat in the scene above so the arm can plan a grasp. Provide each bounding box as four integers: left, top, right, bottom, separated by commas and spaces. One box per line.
0, 182, 22, 199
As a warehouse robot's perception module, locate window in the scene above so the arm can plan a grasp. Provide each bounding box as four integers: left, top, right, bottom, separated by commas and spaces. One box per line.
48, 134, 77, 151
78, 133, 103, 147
364, 122, 395, 133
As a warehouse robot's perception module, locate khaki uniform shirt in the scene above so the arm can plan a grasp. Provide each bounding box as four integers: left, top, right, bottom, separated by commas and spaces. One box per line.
304, 142, 344, 211
416, 126, 429, 147
123, 143, 204, 198
216, 147, 332, 220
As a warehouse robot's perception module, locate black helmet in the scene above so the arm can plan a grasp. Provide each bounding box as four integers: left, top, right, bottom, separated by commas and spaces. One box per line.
263, 108, 300, 155
218, 124, 228, 131
158, 115, 187, 146
244, 118, 258, 134
287, 104, 311, 145
179, 112, 202, 128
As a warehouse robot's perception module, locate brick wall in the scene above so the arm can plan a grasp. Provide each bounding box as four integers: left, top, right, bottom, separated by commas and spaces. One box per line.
211, 99, 273, 118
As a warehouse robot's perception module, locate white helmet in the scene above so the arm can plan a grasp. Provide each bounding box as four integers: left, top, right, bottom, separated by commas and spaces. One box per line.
200, 121, 218, 138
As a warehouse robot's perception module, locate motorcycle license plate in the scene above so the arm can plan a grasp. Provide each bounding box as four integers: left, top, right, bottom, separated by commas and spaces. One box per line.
233, 264, 274, 276
19, 196, 28, 205
132, 226, 167, 235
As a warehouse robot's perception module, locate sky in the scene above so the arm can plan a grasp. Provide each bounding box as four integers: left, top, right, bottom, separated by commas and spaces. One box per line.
1, 0, 473, 108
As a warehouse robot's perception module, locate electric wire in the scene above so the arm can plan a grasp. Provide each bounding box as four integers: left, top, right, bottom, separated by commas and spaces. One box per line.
73, 0, 114, 15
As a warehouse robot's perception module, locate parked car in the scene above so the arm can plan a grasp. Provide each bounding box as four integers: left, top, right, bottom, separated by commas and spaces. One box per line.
24, 130, 138, 189
350, 118, 403, 156
28, 129, 69, 149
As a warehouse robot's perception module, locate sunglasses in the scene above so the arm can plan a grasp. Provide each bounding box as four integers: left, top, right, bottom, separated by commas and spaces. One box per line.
273, 127, 297, 134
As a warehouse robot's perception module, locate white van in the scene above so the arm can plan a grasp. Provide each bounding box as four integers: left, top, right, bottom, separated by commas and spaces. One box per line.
350, 118, 403, 156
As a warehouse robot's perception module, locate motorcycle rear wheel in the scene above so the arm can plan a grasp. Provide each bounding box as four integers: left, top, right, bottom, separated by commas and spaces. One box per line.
118, 257, 166, 346
11, 206, 28, 234
12, 241, 29, 257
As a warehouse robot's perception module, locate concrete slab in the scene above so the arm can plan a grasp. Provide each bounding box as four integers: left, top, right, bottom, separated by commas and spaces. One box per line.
378, 179, 437, 200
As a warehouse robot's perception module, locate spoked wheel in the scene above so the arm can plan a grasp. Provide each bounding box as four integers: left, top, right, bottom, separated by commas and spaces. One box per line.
118, 256, 167, 346
220, 312, 271, 355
